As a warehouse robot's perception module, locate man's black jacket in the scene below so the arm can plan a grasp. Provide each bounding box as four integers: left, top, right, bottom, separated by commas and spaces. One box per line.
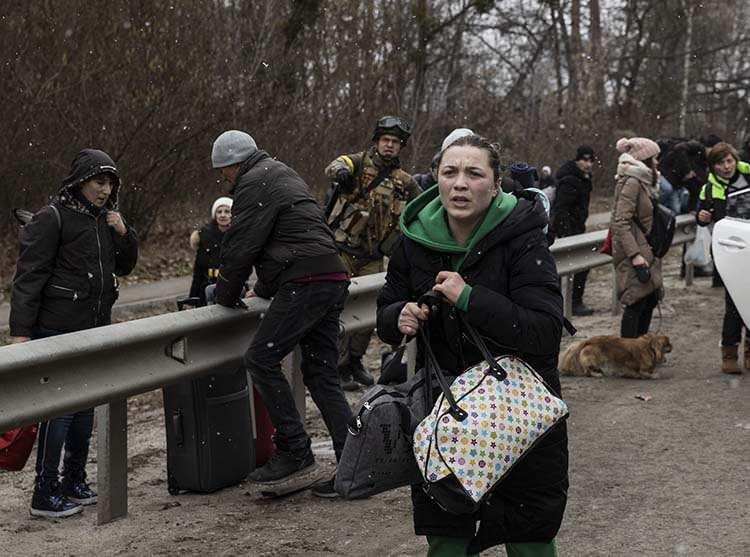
551, 160, 592, 237
216, 151, 346, 305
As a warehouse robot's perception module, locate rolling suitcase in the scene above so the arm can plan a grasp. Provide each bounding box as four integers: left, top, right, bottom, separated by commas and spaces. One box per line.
163, 366, 254, 495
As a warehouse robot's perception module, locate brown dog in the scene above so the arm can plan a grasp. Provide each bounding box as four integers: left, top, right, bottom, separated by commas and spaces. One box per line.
559, 333, 672, 379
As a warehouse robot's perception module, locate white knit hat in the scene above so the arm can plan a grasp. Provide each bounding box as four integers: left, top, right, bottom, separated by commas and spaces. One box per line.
441, 128, 475, 151
211, 196, 233, 219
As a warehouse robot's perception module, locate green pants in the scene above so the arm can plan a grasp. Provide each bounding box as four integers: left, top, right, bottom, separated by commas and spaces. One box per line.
427, 536, 558, 557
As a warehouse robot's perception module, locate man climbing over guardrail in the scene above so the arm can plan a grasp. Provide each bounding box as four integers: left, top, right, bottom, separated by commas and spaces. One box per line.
9, 148, 139, 518
211, 130, 352, 497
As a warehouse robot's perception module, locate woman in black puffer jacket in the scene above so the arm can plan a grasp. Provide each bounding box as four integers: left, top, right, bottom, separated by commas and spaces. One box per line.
9, 149, 138, 519
377, 134, 567, 557
187, 196, 233, 306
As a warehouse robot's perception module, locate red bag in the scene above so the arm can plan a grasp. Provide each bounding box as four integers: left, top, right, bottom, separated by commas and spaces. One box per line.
599, 229, 613, 255
0, 425, 38, 471
252, 388, 276, 467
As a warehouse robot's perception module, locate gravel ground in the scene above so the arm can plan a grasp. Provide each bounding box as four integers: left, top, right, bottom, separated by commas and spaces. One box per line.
1, 250, 748, 556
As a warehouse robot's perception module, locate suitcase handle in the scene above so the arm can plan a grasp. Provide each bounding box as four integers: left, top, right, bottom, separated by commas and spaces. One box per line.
172, 410, 184, 447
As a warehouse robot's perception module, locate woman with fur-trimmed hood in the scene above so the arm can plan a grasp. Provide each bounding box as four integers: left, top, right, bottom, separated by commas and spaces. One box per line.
611, 137, 663, 339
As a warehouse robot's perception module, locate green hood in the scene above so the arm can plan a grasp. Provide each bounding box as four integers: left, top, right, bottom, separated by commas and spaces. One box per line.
400, 185, 518, 270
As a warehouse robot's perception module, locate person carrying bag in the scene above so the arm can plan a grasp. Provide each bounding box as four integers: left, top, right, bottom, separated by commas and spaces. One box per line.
376, 133, 568, 557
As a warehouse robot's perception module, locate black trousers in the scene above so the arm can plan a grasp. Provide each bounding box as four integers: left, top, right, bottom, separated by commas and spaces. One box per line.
722, 289, 749, 346
620, 290, 660, 338
244, 280, 352, 460
572, 270, 590, 305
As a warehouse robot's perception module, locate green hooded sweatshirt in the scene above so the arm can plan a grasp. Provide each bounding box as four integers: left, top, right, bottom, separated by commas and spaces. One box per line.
399, 185, 518, 311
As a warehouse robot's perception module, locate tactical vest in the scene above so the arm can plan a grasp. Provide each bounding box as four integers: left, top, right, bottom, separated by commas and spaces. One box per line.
327, 149, 416, 260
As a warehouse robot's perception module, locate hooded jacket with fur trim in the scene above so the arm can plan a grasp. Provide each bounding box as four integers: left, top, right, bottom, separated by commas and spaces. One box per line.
10, 157, 138, 336
610, 152, 663, 306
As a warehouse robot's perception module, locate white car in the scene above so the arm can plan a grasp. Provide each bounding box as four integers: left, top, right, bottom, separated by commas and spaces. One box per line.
713, 216, 750, 325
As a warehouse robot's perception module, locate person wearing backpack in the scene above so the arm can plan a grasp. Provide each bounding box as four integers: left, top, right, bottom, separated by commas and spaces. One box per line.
611, 137, 663, 339
9, 149, 138, 518
377, 134, 567, 556
696, 142, 750, 373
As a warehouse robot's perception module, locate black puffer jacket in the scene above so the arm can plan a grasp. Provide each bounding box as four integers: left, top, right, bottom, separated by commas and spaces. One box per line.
189, 222, 225, 306
551, 160, 592, 237
10, 178, 138, 337
216, 150, 346, 304
377, 199, 568, 554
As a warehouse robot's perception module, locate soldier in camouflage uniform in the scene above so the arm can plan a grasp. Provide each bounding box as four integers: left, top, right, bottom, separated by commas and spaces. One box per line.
325, 116, 421, 389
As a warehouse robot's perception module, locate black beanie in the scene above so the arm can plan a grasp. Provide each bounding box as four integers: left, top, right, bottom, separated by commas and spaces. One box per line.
575, 145, 595, 161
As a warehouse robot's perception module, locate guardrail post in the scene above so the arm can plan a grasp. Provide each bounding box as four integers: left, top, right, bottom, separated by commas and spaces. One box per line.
684, 262, 694, 286
96, 399, 128, 524
281, 347, 305, 418
560, 274, 573, 319
611, 268, 621, 316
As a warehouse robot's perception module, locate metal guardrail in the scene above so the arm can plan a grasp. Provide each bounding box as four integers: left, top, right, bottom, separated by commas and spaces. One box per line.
551, 213, 697, 316
0, 213, 697, 523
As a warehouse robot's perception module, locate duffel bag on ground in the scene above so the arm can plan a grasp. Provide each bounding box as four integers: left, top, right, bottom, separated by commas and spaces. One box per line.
334, 362, 435, 499
413, 321, 569, 515
0, 425, 38, 471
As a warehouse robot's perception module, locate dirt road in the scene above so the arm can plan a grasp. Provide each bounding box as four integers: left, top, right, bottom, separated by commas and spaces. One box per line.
1, 251, 748, 556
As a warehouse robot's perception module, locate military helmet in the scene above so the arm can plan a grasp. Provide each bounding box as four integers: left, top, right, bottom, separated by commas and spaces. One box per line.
372, 115, 412, 145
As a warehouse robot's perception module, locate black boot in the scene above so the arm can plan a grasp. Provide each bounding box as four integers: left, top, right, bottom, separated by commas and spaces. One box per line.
247, 449, 316, 483
338, 364, 360, 392
349, 357, 375, 386
30, 479, 82, 518
572, 302, 594, 316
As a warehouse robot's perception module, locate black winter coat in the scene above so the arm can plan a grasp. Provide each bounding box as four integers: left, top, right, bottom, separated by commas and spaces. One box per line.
551, 160, 592, 237
376, 199, 568, 554
189, 222, 225, 305
10, 190, 138, 337
216, 151, 346, 305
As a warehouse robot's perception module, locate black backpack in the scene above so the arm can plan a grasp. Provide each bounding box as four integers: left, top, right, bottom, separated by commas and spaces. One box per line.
637, 201, 675, 259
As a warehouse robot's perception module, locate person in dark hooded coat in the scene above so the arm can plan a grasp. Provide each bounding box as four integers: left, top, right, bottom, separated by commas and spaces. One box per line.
550, 145, 595, 315
9, 148, 138, 518
377, 134, 567, 557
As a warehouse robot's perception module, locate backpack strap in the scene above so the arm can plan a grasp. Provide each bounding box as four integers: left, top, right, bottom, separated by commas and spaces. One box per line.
48, 204, 62, 231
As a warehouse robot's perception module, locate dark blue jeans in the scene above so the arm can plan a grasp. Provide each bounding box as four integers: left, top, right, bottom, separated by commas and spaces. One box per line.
32, 328, 94, 485
244, 280, 352, 460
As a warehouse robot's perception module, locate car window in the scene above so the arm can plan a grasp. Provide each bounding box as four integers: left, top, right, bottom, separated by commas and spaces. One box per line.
727, 186, 750, 220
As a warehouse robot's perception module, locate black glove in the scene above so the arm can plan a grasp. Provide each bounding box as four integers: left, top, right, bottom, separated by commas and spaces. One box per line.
635, 265, 651, 284
336, 168, 352, 187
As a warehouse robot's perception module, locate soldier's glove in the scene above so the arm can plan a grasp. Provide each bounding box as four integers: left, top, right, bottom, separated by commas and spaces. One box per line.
336, 168, 352, 187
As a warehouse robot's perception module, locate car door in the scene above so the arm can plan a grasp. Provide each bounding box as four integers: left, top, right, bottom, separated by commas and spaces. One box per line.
712, 189, 750, 325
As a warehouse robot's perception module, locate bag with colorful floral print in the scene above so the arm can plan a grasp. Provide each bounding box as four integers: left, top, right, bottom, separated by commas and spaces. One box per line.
412, 321, 568, 515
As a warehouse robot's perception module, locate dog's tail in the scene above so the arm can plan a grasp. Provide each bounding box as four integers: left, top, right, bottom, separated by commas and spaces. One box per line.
559, 341, 585, 376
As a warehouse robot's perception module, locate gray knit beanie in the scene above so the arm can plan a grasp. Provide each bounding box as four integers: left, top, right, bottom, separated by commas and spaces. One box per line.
211, 130, 258, 168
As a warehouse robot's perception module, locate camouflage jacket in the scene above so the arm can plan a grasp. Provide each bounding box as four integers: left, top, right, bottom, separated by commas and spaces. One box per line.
325, 147, 420, 261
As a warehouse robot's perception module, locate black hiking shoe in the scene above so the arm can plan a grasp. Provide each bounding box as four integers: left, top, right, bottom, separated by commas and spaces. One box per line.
572, 302, 594, 316
248, 450, 316, 484
62, 480, 97, 506
311, 477, 339, 499
338, 365, 361, 392
349, 358, 375, 387
30, 481, 83, 518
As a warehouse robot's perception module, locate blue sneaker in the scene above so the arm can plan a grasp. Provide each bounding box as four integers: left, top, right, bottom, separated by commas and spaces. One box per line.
62, 480, 97, 506
30, 481, 83, 518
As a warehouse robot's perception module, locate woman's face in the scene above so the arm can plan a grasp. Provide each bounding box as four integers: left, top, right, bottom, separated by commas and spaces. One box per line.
438, 145, 499, 227
215, 205, 232, 227
713, 154, 737, 180
80, 174, 113, 207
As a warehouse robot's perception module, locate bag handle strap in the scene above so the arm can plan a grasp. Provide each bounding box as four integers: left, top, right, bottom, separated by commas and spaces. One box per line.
457, 314, 508, 381
416, 292, 467, 422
